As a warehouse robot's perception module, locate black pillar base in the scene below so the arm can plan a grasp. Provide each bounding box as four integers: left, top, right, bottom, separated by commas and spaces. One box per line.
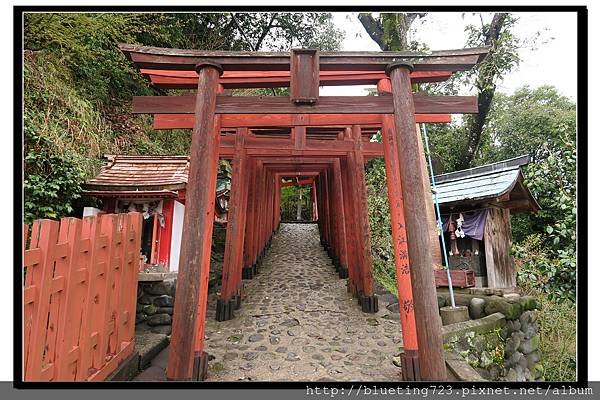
400, 350, 421, 381
347, 280, 358, 297
192, 351, 209, 381
242, 266, 254, 280
252, 263, 258, 276
338, 266, 348, 279
234, 293, 242, 310
359, 294, 379, 313
215, 298, 236, 321
332, 256, 339, 269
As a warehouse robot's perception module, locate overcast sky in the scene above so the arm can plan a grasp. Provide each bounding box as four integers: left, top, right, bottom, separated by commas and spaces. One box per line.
322, 12, 577, 100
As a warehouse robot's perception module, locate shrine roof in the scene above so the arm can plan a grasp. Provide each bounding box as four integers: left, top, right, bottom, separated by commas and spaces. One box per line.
85, 155, 189, 192
84, 155, 233, 197
433, 155, 540, 213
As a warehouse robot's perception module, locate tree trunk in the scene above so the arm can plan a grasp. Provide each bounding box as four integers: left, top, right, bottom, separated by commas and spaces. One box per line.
458, 12, 509, 169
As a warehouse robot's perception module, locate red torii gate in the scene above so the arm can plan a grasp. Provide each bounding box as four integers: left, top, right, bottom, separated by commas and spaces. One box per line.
119, 44, 489, 381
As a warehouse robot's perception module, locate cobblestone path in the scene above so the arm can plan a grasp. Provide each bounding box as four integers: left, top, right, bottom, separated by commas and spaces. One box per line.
203, 223, 403, 381
136, 223, 404, 381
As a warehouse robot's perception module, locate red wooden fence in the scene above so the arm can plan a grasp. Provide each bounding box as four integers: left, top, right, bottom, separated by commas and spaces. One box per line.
23, 212, 142, 381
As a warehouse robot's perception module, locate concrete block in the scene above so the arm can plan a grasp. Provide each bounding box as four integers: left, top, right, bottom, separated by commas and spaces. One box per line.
135, 333, 170, 370
442, 312, 506, 343
440, 306, 470, 326
106, 351, 140, 381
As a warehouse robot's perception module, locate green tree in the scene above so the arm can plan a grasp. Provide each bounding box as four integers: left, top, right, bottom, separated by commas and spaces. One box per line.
23, 12, 342, 223
481, 86, 576, 302
358, 13, 426, 51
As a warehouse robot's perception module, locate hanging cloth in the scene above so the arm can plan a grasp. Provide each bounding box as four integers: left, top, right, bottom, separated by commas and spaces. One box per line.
442, 209, 489, 240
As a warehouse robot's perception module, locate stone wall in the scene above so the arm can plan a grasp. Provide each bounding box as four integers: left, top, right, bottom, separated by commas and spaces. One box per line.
437, 288, 541, 382
136, 278, 177, 335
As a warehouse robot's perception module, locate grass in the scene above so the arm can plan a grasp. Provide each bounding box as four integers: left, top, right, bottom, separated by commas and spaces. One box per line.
528, 289, 577, 381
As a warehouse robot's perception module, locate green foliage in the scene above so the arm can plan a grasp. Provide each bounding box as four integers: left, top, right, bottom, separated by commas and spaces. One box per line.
226, 13, 343, 51
24, 138, 85, 223
479, 86, 576, 164
365, 157, 398, 294
479, 86, 577, 303
279, 185, 313, 221
23, 13, 341, 222
532, 291, 577, 381
445, 329, 505, 375
465, 14, 521, 93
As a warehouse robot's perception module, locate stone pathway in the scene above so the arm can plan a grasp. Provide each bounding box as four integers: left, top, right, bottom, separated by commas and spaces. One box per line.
136, 223, 404, 381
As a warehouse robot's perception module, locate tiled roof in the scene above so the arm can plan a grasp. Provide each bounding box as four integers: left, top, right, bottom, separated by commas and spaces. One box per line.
85, 155, 189, 191
433, 155, 540, 212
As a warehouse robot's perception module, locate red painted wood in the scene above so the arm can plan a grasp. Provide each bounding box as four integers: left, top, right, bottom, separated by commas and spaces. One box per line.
133, 95, 478, 115
243, 159, 257, 268
332, 160, 348, 268
290, 49, 319, 103
388, 64, 446, 380
435, 269, 475, 288
153, 113, 450, 129
120, 43, 487, 73
339, 149, 360, 296
380, 114, 419, 352
350, 125, 375, 298
142, 69, 452, 89
221, 133, 247, 302
157, 199, 175, 269
167, 64, 222, 381
23, 213, 141, 382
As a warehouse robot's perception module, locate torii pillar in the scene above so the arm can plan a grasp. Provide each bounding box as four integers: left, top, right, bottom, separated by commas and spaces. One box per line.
386, 62, 446, 380
166, 62, 223, 381
377, 78, 443, 268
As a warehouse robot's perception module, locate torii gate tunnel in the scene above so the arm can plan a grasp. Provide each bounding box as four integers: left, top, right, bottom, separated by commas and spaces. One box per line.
119, 44, 489, 381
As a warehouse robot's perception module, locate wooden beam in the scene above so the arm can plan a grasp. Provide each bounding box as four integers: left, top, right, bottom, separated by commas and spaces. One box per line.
132, 95, 478, 115
119, 43, 489, 73
153, 113, 451, 129
144, 70, 453, 89
388, 63, 446, 380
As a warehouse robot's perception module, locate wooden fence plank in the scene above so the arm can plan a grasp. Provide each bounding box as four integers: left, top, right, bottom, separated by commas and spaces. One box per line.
25, 219, 60, 381
55, 218, 83, 381
23, 213, 142, 382
93, 215, 117, 373
76, 216, 102, 381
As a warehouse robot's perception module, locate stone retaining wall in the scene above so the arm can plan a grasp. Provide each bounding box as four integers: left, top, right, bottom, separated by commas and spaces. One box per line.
136, 279, 177, 335
437, 288, 541, 382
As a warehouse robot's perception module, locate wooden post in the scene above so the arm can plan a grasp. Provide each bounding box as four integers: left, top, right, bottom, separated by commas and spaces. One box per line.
340, 148, 360, 296
167, 61, 223, 381
379, 78, 442, 268
350, 125, 378, 313
415, 123, 444, 268
332, 159, 349, 279
217, 131, 246, 321
312, 180, 318, 221
387, 63, 446, 380
381, 114, 421, 380
243, 158, 257, 279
